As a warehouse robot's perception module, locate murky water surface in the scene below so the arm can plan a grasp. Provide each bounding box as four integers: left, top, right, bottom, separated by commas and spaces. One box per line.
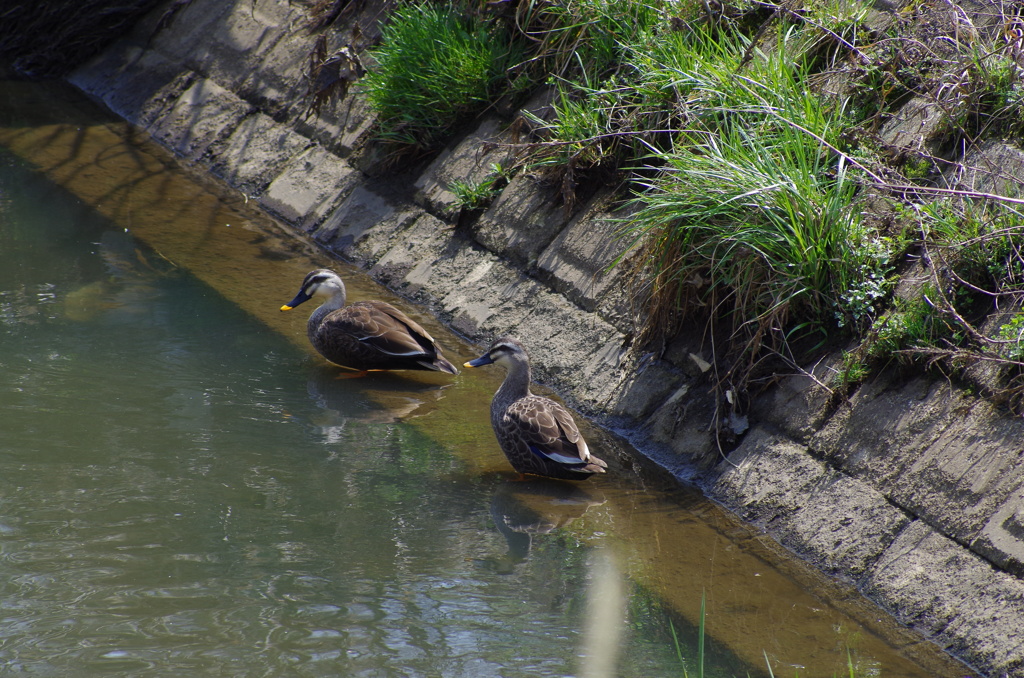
0, 82, 968, 677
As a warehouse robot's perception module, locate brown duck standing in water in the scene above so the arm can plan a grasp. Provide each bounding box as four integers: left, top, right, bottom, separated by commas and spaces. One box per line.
281, 269, 458, 375
464, 336, 608, 480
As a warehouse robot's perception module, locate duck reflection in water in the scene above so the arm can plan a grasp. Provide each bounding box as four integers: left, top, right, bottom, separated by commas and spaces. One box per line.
304, 364, 453, 434
478, 477, 606, 575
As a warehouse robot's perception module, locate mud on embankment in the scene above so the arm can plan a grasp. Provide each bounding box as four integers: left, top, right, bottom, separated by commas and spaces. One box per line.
5, 0, 1024, 674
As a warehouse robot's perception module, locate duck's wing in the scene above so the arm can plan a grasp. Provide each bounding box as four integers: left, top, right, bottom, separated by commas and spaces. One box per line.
505, 396, 596, 468
326, 300, 455, 365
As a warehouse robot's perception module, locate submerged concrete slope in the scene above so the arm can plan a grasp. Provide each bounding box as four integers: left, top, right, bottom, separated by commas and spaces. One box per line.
66, 0, 1024, 674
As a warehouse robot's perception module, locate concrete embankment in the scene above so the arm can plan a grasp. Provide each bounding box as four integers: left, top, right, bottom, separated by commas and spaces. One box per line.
55, 0, 1024, 674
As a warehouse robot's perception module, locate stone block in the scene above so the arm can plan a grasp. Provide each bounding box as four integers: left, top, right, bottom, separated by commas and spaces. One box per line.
70, 46, 188, 129
260, 146, 357, 230
438, 255, 520, 338
369, 214, 450, 292
316, 184, 421, 264
178, 0, 289, 93
940, 139, 1024, 197
863, 520, 1024, 677
641, 381, 717, 469
813, 372, 1024, 548
241, 9, 318, 118
973, 481, 1024, 578
474, 173, 570, 268
777, 474, 909, 579
144, 0, 236, 66
514, 86, 557, 134
878, 96, 947, 156
605, 354, 688, 422
353, 216, 628, 412
296, 92, 378, 160
414, 117, 515, 220
712, 428, 832, 522
536, 192, 634, 316
149, 78, 254, 161
367, 217, 501, 328
712, 429, 911, 579
207, 112, 310, 196
748, 355, 838, 442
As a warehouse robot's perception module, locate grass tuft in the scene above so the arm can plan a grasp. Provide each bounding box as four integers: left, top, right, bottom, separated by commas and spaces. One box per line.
362, 3, 520, 151
619, 25, 887, 386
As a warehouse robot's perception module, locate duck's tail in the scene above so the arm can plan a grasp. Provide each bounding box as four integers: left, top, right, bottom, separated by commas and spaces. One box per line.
418, 354, 459, 374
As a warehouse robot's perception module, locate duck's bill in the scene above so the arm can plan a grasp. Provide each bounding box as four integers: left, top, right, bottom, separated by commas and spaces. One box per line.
463, 355, 494, 368
280, 291, 311, 311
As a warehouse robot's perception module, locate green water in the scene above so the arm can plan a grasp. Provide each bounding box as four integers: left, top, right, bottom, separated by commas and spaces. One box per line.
0, 81, 971, 678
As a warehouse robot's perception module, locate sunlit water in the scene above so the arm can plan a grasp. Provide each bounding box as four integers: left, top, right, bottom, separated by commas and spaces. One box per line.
0, 81, 970, 678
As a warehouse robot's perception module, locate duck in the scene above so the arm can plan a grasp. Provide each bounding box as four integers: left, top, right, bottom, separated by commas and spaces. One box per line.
281, 269, 458, 375
464, 337, 607, 480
